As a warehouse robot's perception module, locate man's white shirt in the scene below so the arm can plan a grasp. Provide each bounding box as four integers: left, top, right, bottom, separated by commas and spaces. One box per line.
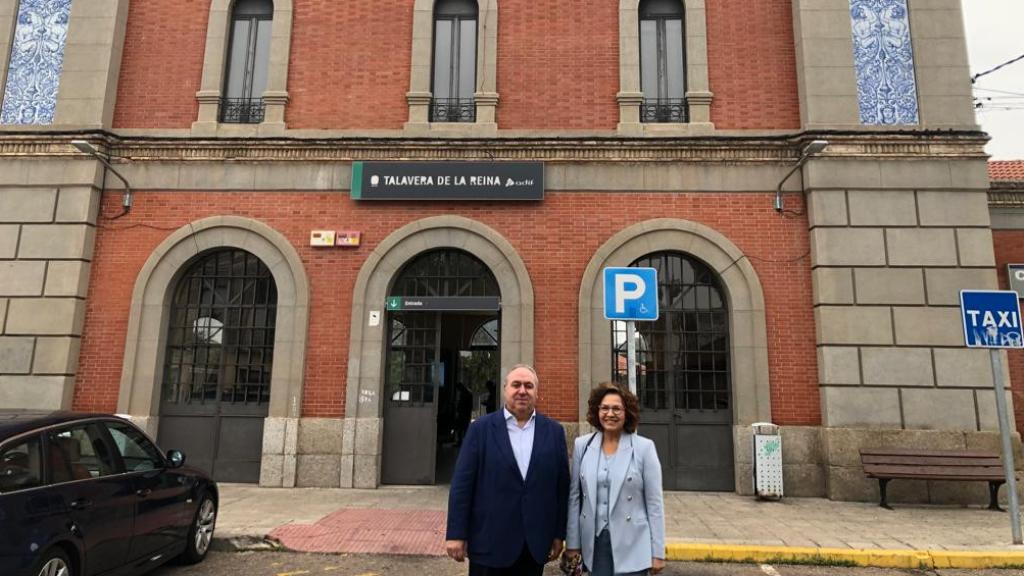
503, 407, 536, 480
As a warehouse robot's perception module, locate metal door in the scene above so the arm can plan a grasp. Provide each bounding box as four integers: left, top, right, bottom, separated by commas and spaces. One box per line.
158, 249, 276, 483
382, 312, 441, 485
614, 252, 733, 491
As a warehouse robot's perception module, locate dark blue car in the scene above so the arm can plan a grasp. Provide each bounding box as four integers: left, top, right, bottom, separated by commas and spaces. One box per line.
0, 411, 218, 576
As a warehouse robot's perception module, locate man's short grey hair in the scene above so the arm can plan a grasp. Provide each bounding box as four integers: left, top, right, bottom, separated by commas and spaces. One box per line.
503, 363, 539, 387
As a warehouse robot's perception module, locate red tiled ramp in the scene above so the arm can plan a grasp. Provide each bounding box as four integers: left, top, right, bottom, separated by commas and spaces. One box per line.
268, 508, 447, 556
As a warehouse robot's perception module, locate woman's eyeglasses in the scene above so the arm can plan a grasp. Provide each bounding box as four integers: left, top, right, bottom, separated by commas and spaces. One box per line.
598, 406, 624, 414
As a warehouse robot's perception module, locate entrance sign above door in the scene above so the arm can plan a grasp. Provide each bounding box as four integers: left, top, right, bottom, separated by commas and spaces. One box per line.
386, 296, 501, 312
351, 161, 544, 201
960, 290, 1024, 349
603, 267, 659, 321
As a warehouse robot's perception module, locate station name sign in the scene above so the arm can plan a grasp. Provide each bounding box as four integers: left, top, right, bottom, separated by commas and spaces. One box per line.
351, 161, 544, 201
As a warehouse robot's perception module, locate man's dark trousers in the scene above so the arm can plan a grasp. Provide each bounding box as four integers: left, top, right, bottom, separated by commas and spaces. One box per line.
446, 409, 569, 572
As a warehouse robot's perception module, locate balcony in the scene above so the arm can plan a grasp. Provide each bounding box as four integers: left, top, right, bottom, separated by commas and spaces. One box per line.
640, 98, 688, 123
430, 98, 476, 123
219, 97, 265, 124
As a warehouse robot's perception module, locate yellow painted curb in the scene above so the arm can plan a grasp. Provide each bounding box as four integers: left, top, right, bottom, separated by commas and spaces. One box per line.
665, 542, 1024, 569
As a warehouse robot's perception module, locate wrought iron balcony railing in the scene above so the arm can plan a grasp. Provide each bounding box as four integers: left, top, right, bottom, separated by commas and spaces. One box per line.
219, 97, 265, 124
430, 98, 476, 123
640, 98, 688, 123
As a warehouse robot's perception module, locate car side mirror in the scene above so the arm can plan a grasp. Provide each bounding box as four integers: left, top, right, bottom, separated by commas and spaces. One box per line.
166, 450, 186, 469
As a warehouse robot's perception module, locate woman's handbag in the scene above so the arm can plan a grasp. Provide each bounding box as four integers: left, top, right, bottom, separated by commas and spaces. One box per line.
559, 551, 583, 576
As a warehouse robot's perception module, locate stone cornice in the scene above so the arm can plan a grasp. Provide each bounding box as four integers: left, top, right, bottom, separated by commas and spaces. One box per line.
990, 185, 1024, 208
0, 130, 989, 163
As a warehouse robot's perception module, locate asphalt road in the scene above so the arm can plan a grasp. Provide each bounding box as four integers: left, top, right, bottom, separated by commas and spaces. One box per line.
151, 551, 1024, 576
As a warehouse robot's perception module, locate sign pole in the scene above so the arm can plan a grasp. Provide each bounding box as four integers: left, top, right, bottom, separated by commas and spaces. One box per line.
626, 320, 637, 395
990, 349, 1022, 544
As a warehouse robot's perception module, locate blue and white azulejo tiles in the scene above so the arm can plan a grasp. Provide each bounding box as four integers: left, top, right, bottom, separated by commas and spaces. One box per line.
1, 0, 73, 125
849, 0, 919, 125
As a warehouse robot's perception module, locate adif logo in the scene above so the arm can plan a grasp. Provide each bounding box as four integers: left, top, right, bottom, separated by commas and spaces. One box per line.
370, 175, 380, 187
505, 178, 514, 187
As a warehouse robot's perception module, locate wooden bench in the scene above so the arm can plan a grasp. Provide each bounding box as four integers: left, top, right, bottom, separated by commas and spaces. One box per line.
859, 448, 1007, 511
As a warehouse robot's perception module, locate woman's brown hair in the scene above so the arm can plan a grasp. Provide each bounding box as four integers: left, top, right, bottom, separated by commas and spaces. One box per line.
586, 381, 640, 433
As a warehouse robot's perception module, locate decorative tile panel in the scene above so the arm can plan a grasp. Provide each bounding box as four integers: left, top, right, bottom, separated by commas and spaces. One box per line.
850, 0, 919, 125
1, 0, 73, 125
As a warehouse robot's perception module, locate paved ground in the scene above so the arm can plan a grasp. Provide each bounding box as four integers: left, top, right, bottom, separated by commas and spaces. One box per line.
153, 551, 1024, 576
216, 483, 1024, 555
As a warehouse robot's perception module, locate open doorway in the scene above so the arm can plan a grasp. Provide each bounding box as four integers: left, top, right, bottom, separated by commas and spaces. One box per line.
434, 315, 500, 484
381, 249, 502, 485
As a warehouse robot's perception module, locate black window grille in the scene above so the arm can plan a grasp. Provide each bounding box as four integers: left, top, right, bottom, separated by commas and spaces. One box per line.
641, 98, 688, 123
162, 249, 277, 409
432, 0, 477, 123
222, 0, 273, 124
390, 249, 499, 298
639, 0, 687, 123
386, 314, 439, 406
611, 252, 729, 412
431, 98, 476, 122
219, 97, 266, 123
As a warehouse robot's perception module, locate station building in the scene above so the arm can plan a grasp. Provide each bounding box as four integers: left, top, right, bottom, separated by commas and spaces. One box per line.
0, 0, 1017, 502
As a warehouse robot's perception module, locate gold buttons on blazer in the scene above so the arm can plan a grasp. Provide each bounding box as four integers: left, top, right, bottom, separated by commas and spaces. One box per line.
626, 515, 632, 522
627, 495, 633, 501
627, 476, 632, 482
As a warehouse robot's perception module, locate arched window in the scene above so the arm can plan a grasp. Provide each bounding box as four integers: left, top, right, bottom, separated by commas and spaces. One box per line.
611, 251, 728, 411
391, 249, 498, 297
431, 0, 478, 122
639, 0, 686, 123
221, 0, 273, 123
163, 249, 277, 408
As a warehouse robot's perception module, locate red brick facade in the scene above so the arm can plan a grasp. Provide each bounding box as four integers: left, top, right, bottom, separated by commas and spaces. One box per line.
74, 191, 820, 425
112, 0, 207, 129
992, 230, 1024, 438
111, 0, 800, 130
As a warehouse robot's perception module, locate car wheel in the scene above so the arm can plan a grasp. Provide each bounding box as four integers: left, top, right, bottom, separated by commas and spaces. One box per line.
179, 494, 217, 564
34, 548, 72, 576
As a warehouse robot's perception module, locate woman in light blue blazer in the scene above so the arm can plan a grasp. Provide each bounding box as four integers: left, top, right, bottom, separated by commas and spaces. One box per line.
566, 382, 665, 575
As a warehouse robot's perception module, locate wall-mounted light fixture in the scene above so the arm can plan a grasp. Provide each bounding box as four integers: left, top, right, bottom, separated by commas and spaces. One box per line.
71, 139, 133, 218
774, 139, 828, 213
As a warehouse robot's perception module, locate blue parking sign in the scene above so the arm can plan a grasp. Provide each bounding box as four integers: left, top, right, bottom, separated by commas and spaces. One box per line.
603, 267, 659, 321
960, 290, 1024, 349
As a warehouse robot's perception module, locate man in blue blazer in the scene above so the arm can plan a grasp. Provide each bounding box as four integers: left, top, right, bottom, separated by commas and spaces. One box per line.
445, 364, 570, 575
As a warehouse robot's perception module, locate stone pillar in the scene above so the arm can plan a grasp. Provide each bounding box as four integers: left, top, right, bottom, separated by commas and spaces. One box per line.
616, 92, 643, 136
404, 92, 432, 132
791, 0, 976, 130
807, 154, 1014, 501
0, 170, 100, 409
260, 90, 289, 137
54, 0, 130, 128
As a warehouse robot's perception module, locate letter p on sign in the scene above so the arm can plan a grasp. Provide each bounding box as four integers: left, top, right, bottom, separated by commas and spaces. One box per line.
604, 267, 659, 321
614, 274, 644, 314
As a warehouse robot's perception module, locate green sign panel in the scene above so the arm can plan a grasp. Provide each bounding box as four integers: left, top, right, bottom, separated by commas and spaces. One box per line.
386, 297, 403, 311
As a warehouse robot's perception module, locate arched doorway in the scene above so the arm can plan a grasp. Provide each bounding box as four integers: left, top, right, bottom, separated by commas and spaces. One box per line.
611, 251, 733, 490
381, 249, 501, 485
157, 248, 277, 483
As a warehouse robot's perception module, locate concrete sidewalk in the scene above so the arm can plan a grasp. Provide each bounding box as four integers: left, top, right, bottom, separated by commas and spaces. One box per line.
213, 483, 1024, 568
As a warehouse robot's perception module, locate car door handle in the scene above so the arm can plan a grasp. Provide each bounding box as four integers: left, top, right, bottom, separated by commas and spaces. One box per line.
69, 498, 92, 510
136, 488, 152, 497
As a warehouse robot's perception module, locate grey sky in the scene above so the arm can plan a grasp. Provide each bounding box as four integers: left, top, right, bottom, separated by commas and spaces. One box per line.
963, 0, 1024, 160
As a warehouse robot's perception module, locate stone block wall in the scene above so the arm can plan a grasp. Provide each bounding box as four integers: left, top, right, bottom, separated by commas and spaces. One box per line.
809, 158, 1001, 433
0, 183, 99, 409
807, 155, 1016, 503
